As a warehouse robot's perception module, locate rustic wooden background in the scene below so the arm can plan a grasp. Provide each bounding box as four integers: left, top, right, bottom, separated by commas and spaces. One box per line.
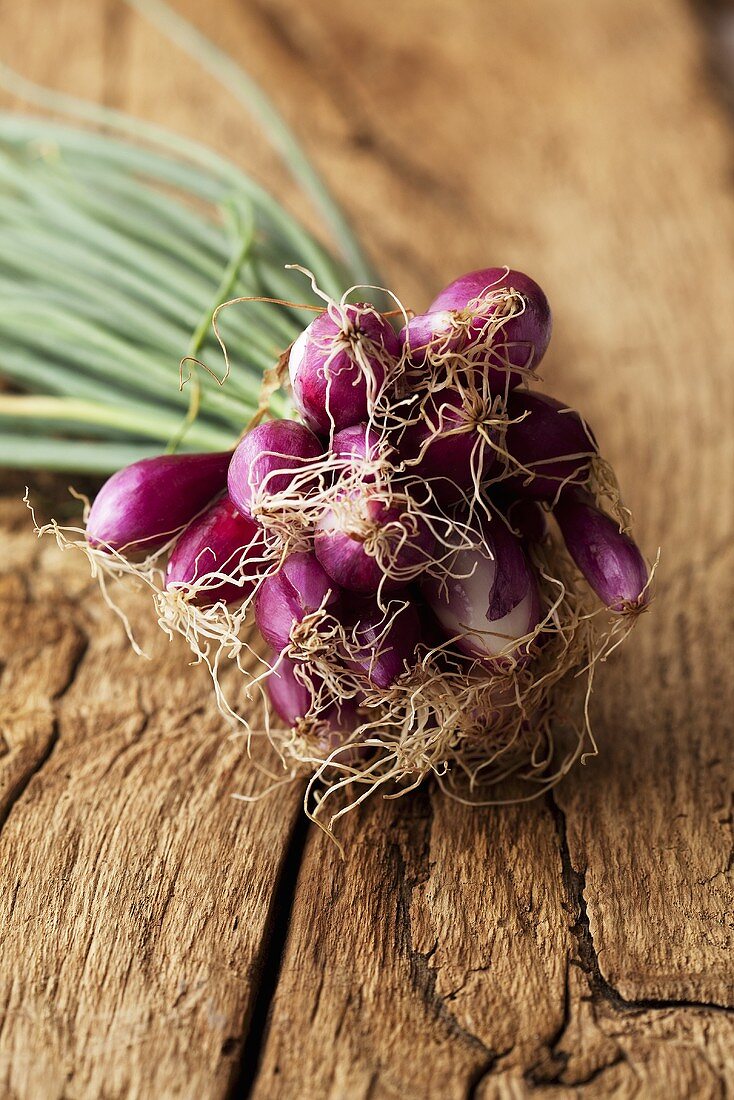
1, 0, 732, 1097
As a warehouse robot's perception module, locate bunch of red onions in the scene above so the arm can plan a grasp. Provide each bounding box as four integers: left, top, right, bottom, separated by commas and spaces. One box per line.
50, 266, 651, 827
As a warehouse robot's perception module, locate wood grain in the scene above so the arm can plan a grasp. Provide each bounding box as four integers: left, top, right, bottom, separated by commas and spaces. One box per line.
0, 490, 305, 1099
0, 0, 732, 1097
237, 0, 734, 1094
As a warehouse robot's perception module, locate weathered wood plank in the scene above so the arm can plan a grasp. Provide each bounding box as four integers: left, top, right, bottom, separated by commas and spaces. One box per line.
0, 487, 304, 1099
0, 0, 732, 1095
0, 497, 86, 827
250, 793, 573, 1098
247, 0, 734, 1094
0, 0, 314, 1089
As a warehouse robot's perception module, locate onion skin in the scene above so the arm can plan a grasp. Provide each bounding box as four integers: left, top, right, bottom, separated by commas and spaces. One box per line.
396, 388, 496, 502
331, 423, 388, 495
423, 519, 540, 664
227, 420, 322, 520
426, 267, 552, 381
331, 422, 383, 467
314, 495, 435, 594
267, 654, 364, 755
165, 495, 264, 607
398, 309, 461, 367
342, 597, 421, 688
289, 303, 399, 436
496, 496, 549, 544
254, 550, 341, 652
317, 414, 434, 596
267, 654, 316, 723
503, 391, 597, 500
554, 494, 649, 612
86, 450, 230, 553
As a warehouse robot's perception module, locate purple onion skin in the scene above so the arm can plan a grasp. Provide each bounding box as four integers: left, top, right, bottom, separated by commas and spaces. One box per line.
342, 597, 421, 689
399, 310, 462, 367
397, 388, 495, 503
423, 519, 540, 664
425, 267, 552, 383
227, 420, 322, 520
254, 550, 341, 652
267, 655, 365, 755
86, 450, 231, 553
495, 496, 549, 544
503, 391, 598, 501
267, 654, 316, 723
165, 495, 264, 607
289, 304, 400, 436
554, 495, 649, 612
314, 495, 435, 595
331, 423, 382, 467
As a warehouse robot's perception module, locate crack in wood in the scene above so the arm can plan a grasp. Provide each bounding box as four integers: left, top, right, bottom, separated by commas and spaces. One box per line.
469, 788, 732, 1097
0, 734, 63, 889
546, 791, 734, 1018
529, 1051, 627, 1092
230, 804, 310, 1099
101, 0, 132, 109
523, 953, 574, 1085
0, 628, 88, 836
391, 791, 505, 1093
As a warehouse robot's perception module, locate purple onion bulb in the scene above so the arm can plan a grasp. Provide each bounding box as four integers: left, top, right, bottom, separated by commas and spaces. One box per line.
398, 310, 464, 367
331, 422, 384, 468
267, 655, 365, 756
396, 387, 497, 504
227, 419, 323, 521
267, 654, 320, 723
254, 550, 341, 652
496, 496, 549, 544
341, 596, 421, 689
86, 450, 231, 553
415, 267, 552, 389
554, 494, 649, 612
330, 422, 392, 495
423, 519, 541, 664
289, 303, 399, 436
165, 495, 265, 607
315, 493, 435, 594
503, 391, 598, 501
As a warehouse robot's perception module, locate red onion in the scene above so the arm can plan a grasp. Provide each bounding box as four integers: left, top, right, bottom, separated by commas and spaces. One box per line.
396, 387, 497, 503
314, 492, 435, 594
341, 597, 421, 688
227, 419, 322, 520
495, 496, 549, 544
331, 422, 383, 468
406, 267, 552, 388
554, 494, 649, 612
398, 309, 462, 367
423, 519, 540, 663
330, 423, 389, 502
318, 426, 423, 595
267, 655, 364, 754
503, 391, 597, 500
267, 654, 319, 723
86, 450, 230, 553
289, 303, 399, 436
254, 550, 341, 652
165, 495, 265, 607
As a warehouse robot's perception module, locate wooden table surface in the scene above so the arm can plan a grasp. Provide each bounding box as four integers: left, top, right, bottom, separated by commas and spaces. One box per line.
1, 1, 732, 1097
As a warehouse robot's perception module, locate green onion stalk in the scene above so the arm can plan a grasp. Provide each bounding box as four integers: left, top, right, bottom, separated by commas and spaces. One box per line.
0, 0, 378, 473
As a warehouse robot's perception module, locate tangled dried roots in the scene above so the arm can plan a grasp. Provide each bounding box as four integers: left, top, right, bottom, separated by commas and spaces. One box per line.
30, 276, 649, 838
